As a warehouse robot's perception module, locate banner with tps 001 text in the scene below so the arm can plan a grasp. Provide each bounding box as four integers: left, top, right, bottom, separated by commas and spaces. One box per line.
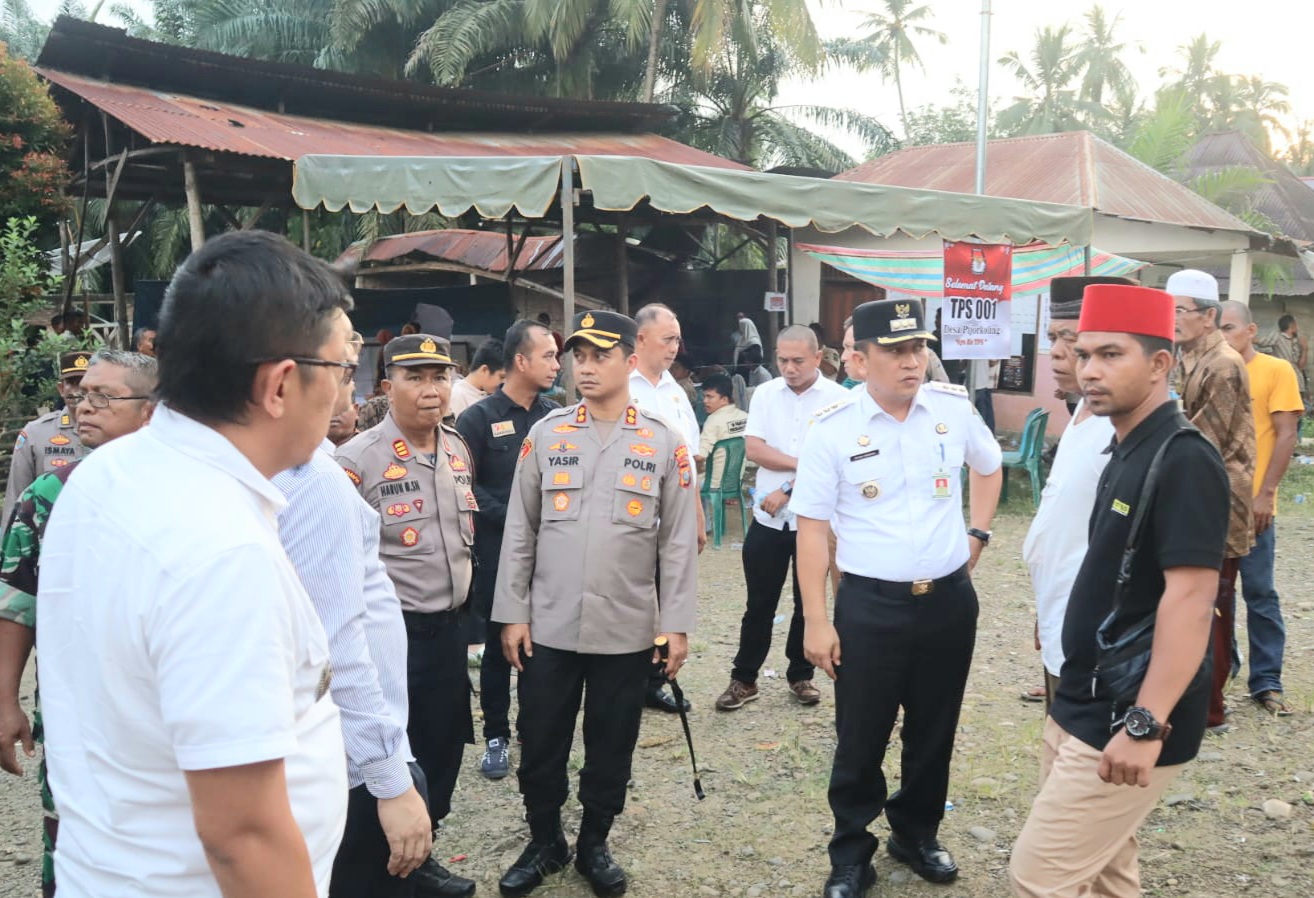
940, 241, 1013, 360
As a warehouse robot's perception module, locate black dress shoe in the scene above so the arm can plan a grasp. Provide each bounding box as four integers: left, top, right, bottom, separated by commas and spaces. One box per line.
823, 863, 876, 898
645, 686, 691, 713
886, 832, 958, 883
574, 842, 627, 897
412, 858, 477, 897
498, 836, 572, 897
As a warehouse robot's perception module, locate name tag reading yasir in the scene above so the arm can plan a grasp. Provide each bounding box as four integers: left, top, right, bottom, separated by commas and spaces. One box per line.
492, 420, 516, 438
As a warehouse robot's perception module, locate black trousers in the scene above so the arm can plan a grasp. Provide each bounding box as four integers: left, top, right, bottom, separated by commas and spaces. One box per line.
827, 569, 978, 867
733, 520, 812, 685
517, 644, 651, 821
329, 763, 429, 898
480, 617, 513, 742
403, 609, 475, 826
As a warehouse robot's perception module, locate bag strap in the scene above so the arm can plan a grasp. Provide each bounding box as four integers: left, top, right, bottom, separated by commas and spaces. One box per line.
1111, 425, 1198, 613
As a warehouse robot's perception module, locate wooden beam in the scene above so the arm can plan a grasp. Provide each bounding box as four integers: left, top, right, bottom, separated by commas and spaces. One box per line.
214, 205, 243, 231
106, 212, 129, 349
183, 158, 205, 252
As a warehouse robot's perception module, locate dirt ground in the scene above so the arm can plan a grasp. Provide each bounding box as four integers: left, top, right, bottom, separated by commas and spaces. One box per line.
3, 470, 1314, 898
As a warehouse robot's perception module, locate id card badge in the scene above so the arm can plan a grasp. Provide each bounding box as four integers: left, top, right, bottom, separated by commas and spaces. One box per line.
931, 468, 953, 499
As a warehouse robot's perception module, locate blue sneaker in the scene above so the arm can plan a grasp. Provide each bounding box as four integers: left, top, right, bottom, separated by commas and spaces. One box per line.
481, 737, 510, 779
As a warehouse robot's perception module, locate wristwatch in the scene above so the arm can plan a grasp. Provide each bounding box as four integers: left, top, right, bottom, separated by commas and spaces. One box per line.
966, 527, 992, 545
1119, 706, 1173, 741
780, 480, 793, 496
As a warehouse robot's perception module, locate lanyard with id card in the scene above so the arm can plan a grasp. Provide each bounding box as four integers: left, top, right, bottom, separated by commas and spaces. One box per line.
931, 442, 953, 499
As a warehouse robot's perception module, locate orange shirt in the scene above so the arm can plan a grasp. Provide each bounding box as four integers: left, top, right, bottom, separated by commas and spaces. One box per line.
1246, 352, 1303, 498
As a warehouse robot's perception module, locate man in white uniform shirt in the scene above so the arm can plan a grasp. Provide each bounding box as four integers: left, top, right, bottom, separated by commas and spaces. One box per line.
628, 302, 705, 712
715, 325, 848, 712
1022, 278, 1129, 706
35, 232, 351, 898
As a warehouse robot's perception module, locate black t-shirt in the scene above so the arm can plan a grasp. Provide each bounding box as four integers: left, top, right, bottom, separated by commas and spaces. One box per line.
1051, 401, 1228, 766
455, 387, 559, 580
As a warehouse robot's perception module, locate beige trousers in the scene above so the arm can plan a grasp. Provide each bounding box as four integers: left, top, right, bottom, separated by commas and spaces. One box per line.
1009, 717, 1184, 898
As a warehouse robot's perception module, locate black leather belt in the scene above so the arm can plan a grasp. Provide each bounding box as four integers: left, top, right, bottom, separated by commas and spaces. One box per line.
402, 608, 463, 635
844, 565, 969, 597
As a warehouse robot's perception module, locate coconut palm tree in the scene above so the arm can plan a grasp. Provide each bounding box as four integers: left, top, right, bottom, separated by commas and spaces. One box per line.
851, 0, 945, 139
995, 25, 1095, 136
1073, 5, 1136, 105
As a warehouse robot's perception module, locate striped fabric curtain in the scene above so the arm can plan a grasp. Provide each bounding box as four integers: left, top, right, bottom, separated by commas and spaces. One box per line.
797, 242, 1146, 298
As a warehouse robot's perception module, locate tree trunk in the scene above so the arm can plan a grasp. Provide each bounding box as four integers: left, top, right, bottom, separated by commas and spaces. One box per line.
642, 0, 669, 103
895, 62, 908, 139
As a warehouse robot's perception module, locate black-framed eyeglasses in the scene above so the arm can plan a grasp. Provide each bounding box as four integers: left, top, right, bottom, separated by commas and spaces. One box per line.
252, 356, 359, 386
68, 391, 151, 409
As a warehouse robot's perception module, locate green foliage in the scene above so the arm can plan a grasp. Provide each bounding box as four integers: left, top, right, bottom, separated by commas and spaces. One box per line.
851, 0, 946, 138
0, 43, 73, 233
995, 24, 1102, 136
900, 83, 991, 148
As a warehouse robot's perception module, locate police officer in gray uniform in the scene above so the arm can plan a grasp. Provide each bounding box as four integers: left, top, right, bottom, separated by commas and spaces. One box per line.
336, 334, 477, 898
791, 299, 1003, 898
493, 310, 698, 898
3, 351, 91, 523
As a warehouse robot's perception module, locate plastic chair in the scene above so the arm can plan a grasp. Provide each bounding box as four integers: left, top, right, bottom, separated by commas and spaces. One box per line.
1000, 408, 1049, 508
700, 437, 748, 548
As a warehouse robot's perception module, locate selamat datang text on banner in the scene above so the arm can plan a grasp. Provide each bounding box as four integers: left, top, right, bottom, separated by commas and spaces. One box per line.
940, 240, 1013, 360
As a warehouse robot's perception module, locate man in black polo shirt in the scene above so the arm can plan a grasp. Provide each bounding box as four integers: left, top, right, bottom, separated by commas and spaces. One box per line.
455, 320, 560, 780
1010, 283, 1229, 898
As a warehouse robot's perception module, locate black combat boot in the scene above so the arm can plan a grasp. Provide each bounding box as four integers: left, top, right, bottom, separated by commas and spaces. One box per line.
574, 809, 626, 897
498, 810, 571, 897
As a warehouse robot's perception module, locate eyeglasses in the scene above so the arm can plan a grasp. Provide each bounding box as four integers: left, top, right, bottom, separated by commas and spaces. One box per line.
68, 391, 150, 409
253, 356, 359, 386
1174, 306, 1204, 316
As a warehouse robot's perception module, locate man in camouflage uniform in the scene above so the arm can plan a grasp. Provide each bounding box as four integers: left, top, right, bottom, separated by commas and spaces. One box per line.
2, 351, 93, 524
0, 350, 157, 897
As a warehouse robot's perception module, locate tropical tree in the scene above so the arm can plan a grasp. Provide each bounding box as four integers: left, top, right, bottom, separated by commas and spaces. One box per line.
850, 0, 945, 139
1121, 87, 1195, 174
898, 82, 994, 147
1283, 120, 1314, 176
1, 0, 50, 59
0, 42, 73, 235
1072, 5, 1135, 105
995, 25, 1095, 136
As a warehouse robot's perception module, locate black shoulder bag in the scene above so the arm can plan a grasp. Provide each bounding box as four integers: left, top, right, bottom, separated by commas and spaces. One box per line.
1092, 426, 1206, 712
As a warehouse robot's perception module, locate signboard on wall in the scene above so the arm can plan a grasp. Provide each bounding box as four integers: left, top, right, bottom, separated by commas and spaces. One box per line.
940, 241, 1014, 360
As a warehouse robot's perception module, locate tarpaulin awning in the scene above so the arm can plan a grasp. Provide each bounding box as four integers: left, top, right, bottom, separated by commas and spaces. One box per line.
293, 154, 1099, 247
797, 241, 1147, 297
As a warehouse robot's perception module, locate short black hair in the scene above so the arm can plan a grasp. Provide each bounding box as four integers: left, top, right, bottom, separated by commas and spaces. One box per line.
1132, 334, 1174, 357
470, 338, 505, 373
674, 352, 695, 370
702, 373, 734, 399
503, 320, 551, 368
156, 231, 354, 425
1279, 314, 1296, 331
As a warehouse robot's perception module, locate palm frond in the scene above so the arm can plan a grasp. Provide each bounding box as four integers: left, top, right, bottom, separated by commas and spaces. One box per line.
406, 0, 526, 85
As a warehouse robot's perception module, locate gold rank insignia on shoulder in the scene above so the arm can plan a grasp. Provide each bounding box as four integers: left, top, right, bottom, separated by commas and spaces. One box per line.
393, 439, 411, 459
625, 405, 638, 426
575, 406, 588, 424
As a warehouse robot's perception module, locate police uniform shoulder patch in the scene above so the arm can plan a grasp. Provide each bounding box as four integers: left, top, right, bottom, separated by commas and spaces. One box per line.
14, 430, 26, 449
342, 467, 363, 486
624, 405, 639, 427
812, 397, 855, 421
519, 437, 534, 463
392, 438, 411, 459
925, 381, 970, 399
59, 414, 71, 427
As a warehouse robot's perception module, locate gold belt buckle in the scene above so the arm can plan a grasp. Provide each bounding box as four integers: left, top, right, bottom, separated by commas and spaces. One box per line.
912, 579, 934, 596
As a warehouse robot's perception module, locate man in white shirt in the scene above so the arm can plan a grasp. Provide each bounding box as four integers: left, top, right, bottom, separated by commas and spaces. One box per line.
1021, 277, 1127, 707
629, 303, 705, 713
716, 325, 848, 712
36, 231, 352, 898
449, 339, 506, 418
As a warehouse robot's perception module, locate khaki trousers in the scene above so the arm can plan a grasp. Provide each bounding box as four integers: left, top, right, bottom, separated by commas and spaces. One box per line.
1009, 717, 1184, 898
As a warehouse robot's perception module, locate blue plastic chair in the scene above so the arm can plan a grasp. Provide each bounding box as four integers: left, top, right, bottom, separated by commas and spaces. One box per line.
1000, 408, 1049, 508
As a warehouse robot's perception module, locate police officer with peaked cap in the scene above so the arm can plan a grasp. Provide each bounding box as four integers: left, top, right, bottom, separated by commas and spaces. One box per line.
2, 351, 91, 523
790, 298, 1004, 898
335, 333, 477, 898
493, 309, 698, 898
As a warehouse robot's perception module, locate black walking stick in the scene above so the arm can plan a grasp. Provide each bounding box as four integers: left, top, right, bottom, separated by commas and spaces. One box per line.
655, 636, 706, 800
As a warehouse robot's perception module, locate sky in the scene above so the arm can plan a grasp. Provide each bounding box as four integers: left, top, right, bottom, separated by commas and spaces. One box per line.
24, 0, 1314, 155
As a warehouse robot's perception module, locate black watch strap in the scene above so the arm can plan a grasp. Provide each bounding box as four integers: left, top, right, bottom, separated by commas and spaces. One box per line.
967, 527, 991, 545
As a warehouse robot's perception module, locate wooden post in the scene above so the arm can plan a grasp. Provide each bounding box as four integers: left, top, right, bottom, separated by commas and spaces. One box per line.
183, 158, 205, 252
302, 209, 311, 253
616, 215, 629, 315
107, 213, 129, 349
560, 158, 576, 399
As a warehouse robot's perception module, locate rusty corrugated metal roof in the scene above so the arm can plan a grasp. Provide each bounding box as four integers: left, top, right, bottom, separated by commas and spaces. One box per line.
1181, 131, 1314, 243
340, 229, 566, 272
837, 131, 1253, 233
36, 67, 746, 170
